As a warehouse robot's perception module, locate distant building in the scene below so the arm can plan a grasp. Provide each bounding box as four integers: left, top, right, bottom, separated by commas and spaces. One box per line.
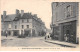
1, 9, 46, 37
51, 2, 79, 43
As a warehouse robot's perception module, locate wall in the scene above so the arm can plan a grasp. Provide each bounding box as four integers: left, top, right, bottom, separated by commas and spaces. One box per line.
51, 2, 79, 43
52, 2, 78, 25
32, 18, 45, 36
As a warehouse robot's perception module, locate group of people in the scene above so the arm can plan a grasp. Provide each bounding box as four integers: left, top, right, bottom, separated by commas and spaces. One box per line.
64, 34, 69, 42
45, 32, 50, 40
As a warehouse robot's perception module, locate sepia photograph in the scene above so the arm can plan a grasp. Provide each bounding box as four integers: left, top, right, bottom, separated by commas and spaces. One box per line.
0, 0, 80, 51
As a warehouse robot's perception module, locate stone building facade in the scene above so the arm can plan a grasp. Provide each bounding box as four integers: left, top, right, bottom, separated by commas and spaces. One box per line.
1, 9, 46, 37
51, 2, 79, 43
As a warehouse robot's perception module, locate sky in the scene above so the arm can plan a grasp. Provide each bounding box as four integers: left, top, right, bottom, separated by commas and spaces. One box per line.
1, 0, 53, 29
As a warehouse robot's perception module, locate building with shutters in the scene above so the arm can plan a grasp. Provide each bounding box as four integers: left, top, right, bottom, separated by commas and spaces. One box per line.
50, 2, 79, 44
1, 9, 46, 37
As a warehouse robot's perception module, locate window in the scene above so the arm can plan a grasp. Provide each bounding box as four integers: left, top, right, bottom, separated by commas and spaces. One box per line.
22, 19, 24, 23
27, 25, 29, 28
27, 19, 29, 22
67, 5, 70, 17
22, 25, 24, 29
8, 24, 11, 29
15, 25, 17, 29
66, 5, 73, 17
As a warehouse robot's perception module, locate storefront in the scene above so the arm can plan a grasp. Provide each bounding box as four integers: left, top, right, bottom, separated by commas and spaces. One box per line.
62, 20, 76, 43
13, 30, 19, 36
52, 20, 77, 43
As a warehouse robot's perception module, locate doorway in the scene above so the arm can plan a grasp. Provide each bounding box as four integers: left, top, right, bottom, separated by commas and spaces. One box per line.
63, 24, 76, 43
13, 30, 19, 36
24, 30, 31, 37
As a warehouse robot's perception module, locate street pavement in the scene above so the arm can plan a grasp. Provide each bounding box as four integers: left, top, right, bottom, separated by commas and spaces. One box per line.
1, 36, 61, 47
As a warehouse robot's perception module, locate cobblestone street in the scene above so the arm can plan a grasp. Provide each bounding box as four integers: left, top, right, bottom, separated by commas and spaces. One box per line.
1, 36, 61, 47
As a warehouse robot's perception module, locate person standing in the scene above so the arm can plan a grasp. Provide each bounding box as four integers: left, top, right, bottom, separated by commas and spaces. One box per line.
64, 34, 68, 42
45, 36, 46, 40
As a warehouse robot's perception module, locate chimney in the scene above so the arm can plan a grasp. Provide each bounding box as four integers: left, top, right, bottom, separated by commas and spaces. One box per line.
3, 11, 6, 19
21, 10, 24, 17
16, 9, 20, 17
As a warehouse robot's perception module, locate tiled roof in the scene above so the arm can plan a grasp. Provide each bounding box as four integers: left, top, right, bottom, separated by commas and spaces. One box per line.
13, 14, 21, 21
2, 13, 33, 21
4, 14, 16, 21
21, 13, 33, 19
1, 13, 44, 24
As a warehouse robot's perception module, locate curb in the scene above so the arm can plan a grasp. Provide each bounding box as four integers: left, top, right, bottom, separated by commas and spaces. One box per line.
45, 40, 77, 48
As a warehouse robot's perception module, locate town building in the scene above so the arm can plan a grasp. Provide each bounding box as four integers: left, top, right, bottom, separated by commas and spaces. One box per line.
50, 2, 79, 43
1, 9, 46, 37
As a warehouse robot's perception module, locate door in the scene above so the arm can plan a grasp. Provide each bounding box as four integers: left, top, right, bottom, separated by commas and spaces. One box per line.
8, 31, 11, 36
63, 25, 71, 42
13, 30, 19, 36
24, 30, 31, 37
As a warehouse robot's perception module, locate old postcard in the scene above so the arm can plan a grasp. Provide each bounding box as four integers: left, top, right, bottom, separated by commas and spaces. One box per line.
0, 0, 80, 51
